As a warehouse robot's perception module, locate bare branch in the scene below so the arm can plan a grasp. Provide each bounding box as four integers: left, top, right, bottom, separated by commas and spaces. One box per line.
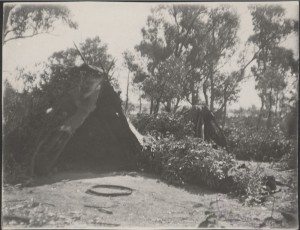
107, 58, 116, 74
98, 60, 107, 74
73, 41, 88, 65
241, 49, 261, 72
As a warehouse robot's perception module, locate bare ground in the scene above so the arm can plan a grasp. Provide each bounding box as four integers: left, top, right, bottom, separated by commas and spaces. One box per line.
2, 164, 298, 229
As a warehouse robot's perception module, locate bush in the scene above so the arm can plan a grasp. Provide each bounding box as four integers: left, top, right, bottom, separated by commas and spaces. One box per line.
138, 136, 281, 204
277, 139, 298, 170
228, 163, 271, 205
225, 121, 294, 162
131, 113, 194, 139
138, 136, 236, 191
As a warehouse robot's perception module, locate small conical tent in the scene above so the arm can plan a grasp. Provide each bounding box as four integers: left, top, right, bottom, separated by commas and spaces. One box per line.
31, 63, 141, 175
187, 105, 227, 148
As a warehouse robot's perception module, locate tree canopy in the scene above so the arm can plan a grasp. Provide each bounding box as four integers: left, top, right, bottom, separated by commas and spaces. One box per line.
3, 4, 78, 44
248, 4, 298, 127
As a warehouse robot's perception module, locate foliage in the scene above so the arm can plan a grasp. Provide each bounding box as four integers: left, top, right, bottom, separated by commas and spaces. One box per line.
248, 4, 295, 48
225, 116, 295, 162
248, 4, 298, 127
4, 3, 77, 44
277, 139, 298, 170
139, 135, 282, 205
138, 136, 236, 191
129, 4, 241, 114
228, 163, 273, 205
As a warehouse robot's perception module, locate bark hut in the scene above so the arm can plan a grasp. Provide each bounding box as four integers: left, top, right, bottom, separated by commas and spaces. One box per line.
187, 105, 227, 148
31, 64, 141, 175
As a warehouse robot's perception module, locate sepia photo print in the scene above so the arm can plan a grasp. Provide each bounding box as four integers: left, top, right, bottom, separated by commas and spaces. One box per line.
2, 1, 299, 229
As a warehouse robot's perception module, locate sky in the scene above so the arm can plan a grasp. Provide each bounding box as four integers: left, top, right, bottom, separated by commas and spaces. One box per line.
3, 1, 299, 110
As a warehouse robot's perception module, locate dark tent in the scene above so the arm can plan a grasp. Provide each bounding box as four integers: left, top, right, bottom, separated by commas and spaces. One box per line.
31, 63, 141, 175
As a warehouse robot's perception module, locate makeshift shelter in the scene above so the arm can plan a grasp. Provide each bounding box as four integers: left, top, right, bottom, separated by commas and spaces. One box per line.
31, 63, 141, 175
184, 105, 227, 148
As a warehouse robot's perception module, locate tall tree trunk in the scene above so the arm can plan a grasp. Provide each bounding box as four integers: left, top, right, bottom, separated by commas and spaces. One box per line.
222, 91, 227, 129
192, 92, 198, 105
209, 67, 214, 111
165, 100, 171, 113
139, 94, 142, 114
150, 98, 153, 114
191, 80, 196, 105
154, 99, 160, 115
209, 10, 215, 112
267, 87, 273, 128
203, 81, 209, 106
125, 71, 130, 114
257, 95, 265, 129
173, 97, 180, 112
275, 91, 279, 117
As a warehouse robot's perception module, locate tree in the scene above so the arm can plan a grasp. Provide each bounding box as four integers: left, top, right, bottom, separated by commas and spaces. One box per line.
166, 5, 208, 105
165, 5, 240, 109
3, 3, 77, 44
166, 5, 207, 58
134, 8, 173, 114
213, 71, 243, 126
248, 4, 297, 127
132, 4, 241, 114
201, 6, 239, 111
123, 51, 139, 114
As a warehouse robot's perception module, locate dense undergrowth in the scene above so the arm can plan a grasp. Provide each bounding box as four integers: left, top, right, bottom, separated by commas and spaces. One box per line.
132, 112, 297, 169
138, 136, 278, 205
131, 112, 297, 203
225, 119, 296, 163
139, 137, 235, 190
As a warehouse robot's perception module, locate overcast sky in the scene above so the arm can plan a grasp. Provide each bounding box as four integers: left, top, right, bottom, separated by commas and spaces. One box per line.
3, 1, 299, 110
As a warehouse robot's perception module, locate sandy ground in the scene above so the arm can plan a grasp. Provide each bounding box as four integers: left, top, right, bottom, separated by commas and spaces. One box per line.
2, 167, 298, 229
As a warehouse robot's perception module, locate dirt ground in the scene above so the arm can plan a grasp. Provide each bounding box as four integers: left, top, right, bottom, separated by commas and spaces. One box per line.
2, 165, 298, 229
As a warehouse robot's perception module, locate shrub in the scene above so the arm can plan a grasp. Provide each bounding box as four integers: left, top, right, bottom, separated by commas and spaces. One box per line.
277, 139, 298, 170
138, 136, 280, 204
138, 136, 237, 191
228, 163, 270, 205
225, 123, 294, 162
